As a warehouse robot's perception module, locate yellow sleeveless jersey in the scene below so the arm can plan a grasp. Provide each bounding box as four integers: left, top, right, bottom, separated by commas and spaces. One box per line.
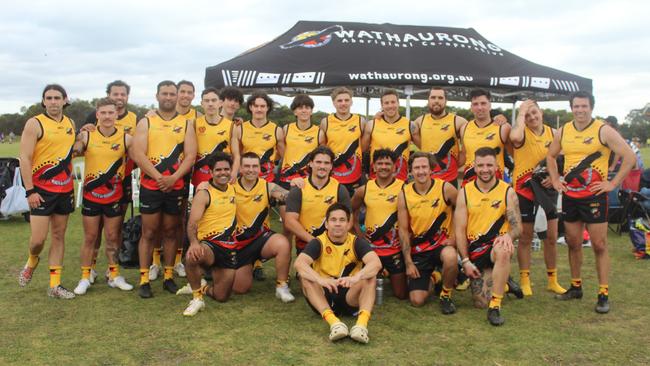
116, 111, 137, 136
280, 123, 319, 183
241, 120, 278, 182
193, 116, 233, 186
141, 112, 187, 191
179, 108, 198, 121
403, 179, 452, 253
326, 114, 362, 184
420, 113, 460, 182
561, 119, 610, 199
462, 120, 505, 184
234, 178, 270, 245
32, 113, 75, 193
363, 179, 403, 256
83, 128, 126, 204
513, 125, 554, 201
197, 182, 238, 248
311, 232, 362, 279
465, 180, 510, 261
370, 116, 411, 181
297, 177, 340, 250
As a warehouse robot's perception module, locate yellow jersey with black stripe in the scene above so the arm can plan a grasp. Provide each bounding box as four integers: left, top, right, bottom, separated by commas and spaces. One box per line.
32, 113, 75, 193
465, 180, 510, 261
560, 119, 610, 199
403, 179, 452, 253
370, 117, 411, 181
234, 178, 270, 245
179, 107, 198, 122
297, 177, 340, 250
141, 112, 187, 191
197, 182, 237, 248
241, 121, 278, 182
513, 125, 554, 201
326, 114, 362, 184
420, 113, 460, 182
193, 116, 233, 186
462, 121, 505, 184
364, 179, 403, 256
312, 233, 362, 279
83, 128, 126, 204
280, 123, 319, 183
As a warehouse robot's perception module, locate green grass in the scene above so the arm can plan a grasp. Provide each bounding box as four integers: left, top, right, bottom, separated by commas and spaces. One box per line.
0, 141, 20, 157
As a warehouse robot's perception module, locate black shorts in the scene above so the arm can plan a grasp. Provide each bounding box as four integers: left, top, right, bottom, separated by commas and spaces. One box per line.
139, 187, 184, 215
379, 252, 405, 275
119, 175, 132, 205
408, 245, 444, 291
204, 231, 273, 269
307, 286, 358, 317
30, 188, 74, 216
518, 193, 558, 223
562, 194, 608, 224
81, 198, 123, 217
473, 246, 494, 271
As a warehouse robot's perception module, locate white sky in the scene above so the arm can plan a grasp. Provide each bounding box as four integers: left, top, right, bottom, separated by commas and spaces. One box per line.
0, 0, 647, 122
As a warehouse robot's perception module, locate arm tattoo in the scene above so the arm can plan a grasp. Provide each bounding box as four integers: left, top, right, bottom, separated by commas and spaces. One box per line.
270, 184, 288, 202
188, 222, 199, 244
507, 195, 522, 240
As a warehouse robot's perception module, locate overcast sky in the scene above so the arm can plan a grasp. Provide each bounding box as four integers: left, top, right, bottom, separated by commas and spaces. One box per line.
1, 0, 647, 122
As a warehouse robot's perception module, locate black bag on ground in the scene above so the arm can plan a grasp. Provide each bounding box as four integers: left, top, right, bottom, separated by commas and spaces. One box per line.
119, 215, 141, 268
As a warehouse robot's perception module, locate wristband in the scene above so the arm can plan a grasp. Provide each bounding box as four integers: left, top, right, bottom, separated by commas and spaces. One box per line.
461, 258, 471, 265
25, 188, 36, 197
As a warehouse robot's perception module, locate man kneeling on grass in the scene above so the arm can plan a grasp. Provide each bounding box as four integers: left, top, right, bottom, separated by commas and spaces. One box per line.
294, 203, 382, 344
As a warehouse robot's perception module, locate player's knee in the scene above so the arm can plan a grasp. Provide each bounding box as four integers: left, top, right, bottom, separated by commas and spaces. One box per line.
104, 230, 120, 245
441, 248, 457, 264
591, 240, 608, 255
141, 227, 157, 241
409, 294, 426, 307
493, 247, 510, 262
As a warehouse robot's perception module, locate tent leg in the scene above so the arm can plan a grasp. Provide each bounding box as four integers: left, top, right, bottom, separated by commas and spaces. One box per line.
511, 101, 516, 124
406, 95, 412, 121
366, 97, 369, 119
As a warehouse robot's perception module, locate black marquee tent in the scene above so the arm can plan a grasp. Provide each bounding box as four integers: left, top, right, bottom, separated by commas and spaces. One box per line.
204, 21, 592, 104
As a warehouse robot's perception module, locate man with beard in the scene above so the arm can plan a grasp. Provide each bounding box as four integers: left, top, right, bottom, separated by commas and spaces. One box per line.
351, 149, 407, 299
131, 80, 197, 298
397, 152, 459, 312
18, 84, 76, 299
547, 91, 635, 314
284, 146, 351, 254
455, 147, 522, 326
413, 87, 468, 185
361, 89, 419, 181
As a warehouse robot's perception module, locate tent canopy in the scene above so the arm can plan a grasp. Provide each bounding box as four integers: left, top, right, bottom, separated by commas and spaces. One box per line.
205, 21, 592, 102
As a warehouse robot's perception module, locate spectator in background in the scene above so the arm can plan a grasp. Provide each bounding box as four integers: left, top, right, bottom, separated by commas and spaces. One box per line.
605, 116, 643, 171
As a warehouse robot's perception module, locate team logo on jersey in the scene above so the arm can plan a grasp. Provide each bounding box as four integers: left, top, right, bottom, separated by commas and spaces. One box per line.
348, 125, 357, 133
440, 124, 450, 131
325, 246, 333, 254
324, 195, 335, 204
304, 136, 315, 143
279, 25, 343, 49
485, 132, 496, 141
66, 128, 73, 135
217, 130, 227, 136
396, 128, 406, 135
544, 141, 552, 148
173, 126, 183, 133
262, 133, 272, 141
110, 143, 120, 151
198, 126, 206, 133
253, 194, 263, 202
491, 200, 502, 209
124, 126, 132, 133
386, 194, 397, 203
431, 198, 440, 207
229, 197, 235, 204
583, 137, 594, 145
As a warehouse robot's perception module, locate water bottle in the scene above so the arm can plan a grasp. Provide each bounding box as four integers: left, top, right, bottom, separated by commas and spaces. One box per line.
375, 277, 384, 305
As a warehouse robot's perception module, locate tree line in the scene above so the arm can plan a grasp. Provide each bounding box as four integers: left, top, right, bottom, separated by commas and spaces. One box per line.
0, 98, 646, 143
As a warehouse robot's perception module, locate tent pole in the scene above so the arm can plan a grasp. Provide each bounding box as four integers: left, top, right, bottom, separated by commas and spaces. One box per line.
365, 97, 369, 119
511, 101, 516, 124
405, 85, 413, 121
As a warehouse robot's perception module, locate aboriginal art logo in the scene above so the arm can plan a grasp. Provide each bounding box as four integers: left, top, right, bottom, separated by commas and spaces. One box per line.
326, 246, 333, 254
198, 126, 206, 134
279, 25, 344, 49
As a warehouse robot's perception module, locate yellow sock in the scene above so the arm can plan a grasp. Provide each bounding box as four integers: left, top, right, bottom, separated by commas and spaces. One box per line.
91, 258, 97, 270
26, 254, 39, 269
152, 248, 162, 267
192, 287, 204, 300
175, 248, 183, 266
440, 286, 453, 299
163, 266, 174, 280
598, 284, 609, 296
488, 293, 503, 309
140, 268, 150, 285
276, 280, 289, 288
321, 309, 340, 327
81, 266, 92, 280
49, 266, 62, 288
520, 270, 532, 296
254, 260, 263, 269
356, 309, 371, 328
431, 270, 442, 284
571, 278, 582, 288
108, 264, 119, 280
546, 268, 566, 294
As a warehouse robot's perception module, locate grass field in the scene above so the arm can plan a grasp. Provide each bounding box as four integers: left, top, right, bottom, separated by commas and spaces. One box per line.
1, 142, 649, 365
